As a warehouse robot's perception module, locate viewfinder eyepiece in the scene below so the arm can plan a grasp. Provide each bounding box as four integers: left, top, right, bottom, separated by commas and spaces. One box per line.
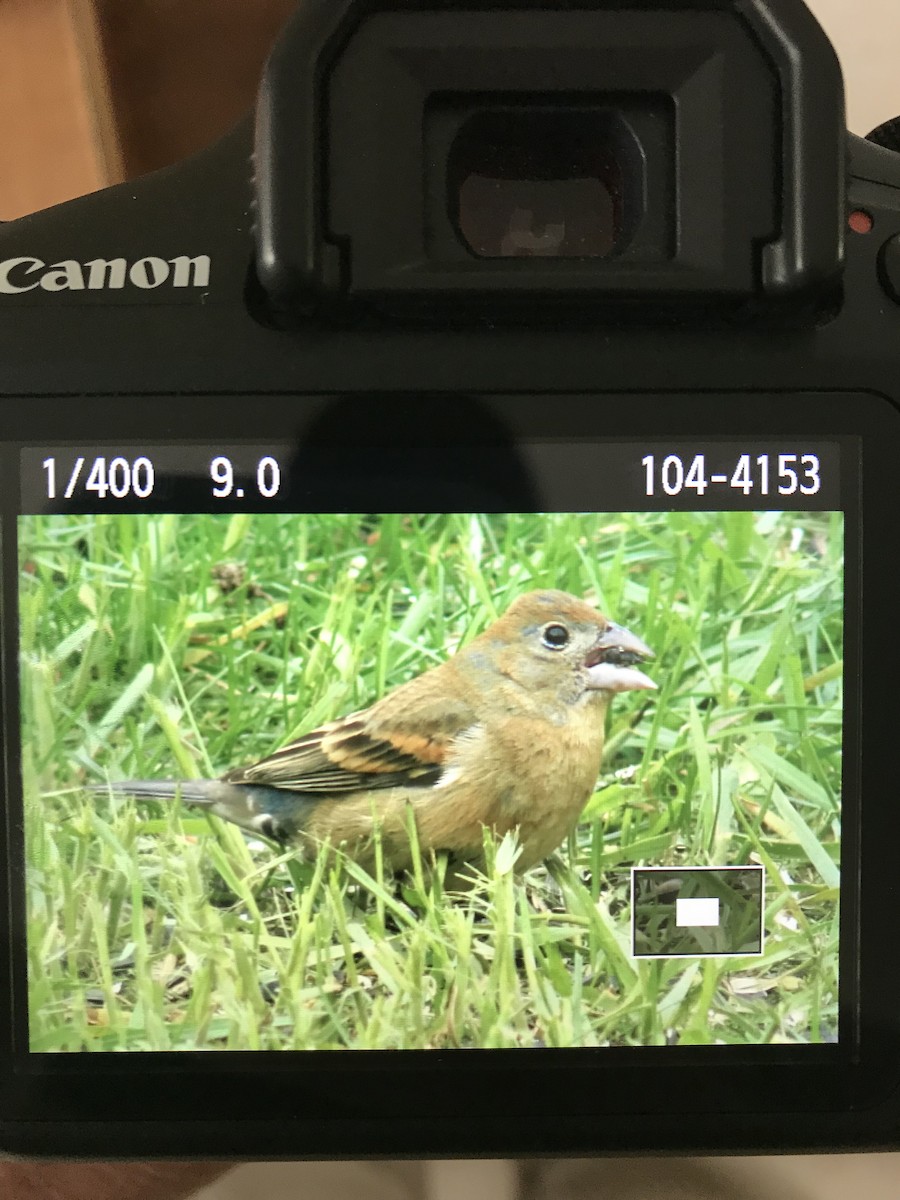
449, 108, 636, 260
254, 0, 845, 316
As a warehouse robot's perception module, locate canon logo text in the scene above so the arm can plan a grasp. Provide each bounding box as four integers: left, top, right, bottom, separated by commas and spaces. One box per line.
0, 255, 211, 294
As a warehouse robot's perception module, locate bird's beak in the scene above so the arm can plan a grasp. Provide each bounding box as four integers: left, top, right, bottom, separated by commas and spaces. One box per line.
584, 623, 657, 693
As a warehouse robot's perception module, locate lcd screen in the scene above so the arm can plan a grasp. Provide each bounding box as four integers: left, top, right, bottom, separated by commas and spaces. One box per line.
7, 438, 847, 1053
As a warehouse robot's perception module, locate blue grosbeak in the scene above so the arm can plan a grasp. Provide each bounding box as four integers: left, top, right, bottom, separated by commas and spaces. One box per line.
100, 590, 655, 873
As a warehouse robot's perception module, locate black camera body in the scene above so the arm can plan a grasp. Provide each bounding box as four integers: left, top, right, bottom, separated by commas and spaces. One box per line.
2, 0, 900, 1159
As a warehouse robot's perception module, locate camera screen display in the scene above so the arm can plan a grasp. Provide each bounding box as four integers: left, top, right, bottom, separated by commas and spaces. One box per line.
5, 438, 848, 1054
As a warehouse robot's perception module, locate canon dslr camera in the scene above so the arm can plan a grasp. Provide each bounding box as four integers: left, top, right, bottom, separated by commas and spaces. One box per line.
2, 0, 900, 1159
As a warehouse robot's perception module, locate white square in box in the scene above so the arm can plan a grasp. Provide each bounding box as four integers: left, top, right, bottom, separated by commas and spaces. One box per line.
676, 896, 720, 928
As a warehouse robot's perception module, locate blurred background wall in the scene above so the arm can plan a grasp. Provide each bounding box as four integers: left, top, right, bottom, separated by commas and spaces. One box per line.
1, 0, 899, 220
0, 0, 293, 219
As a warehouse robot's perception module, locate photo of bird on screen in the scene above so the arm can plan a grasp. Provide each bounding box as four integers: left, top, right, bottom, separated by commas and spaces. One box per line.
20, 510, 843, 1052
96, 590, 656, 873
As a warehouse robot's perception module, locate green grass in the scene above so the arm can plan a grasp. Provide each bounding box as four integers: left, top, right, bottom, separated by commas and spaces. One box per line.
19, 510, 844, 1050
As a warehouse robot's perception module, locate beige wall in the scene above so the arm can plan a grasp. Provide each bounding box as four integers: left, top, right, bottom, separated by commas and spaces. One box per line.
809, 0, 900, 134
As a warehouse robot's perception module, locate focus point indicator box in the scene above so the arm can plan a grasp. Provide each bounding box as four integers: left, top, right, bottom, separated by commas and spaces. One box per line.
631, 866, 765, 959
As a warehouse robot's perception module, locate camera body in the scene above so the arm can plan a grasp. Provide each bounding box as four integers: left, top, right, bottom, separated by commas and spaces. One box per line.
2, 0, 900, 1159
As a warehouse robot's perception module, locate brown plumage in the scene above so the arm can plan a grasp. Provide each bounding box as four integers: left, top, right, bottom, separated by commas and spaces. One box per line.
99, 590, 656, 874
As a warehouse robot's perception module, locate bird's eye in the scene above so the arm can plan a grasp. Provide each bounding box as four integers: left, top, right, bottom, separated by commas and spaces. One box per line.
542, 623, 571, 650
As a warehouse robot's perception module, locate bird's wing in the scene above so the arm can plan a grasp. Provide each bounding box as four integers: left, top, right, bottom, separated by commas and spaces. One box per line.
220, 684, 479, 795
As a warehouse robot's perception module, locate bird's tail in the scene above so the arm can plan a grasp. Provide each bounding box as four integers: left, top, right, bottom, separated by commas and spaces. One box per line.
90, 779, 225, 806
90, 778, 305, 844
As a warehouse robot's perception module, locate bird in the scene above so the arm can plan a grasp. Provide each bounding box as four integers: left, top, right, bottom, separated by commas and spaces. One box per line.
96, 590, 656, 875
